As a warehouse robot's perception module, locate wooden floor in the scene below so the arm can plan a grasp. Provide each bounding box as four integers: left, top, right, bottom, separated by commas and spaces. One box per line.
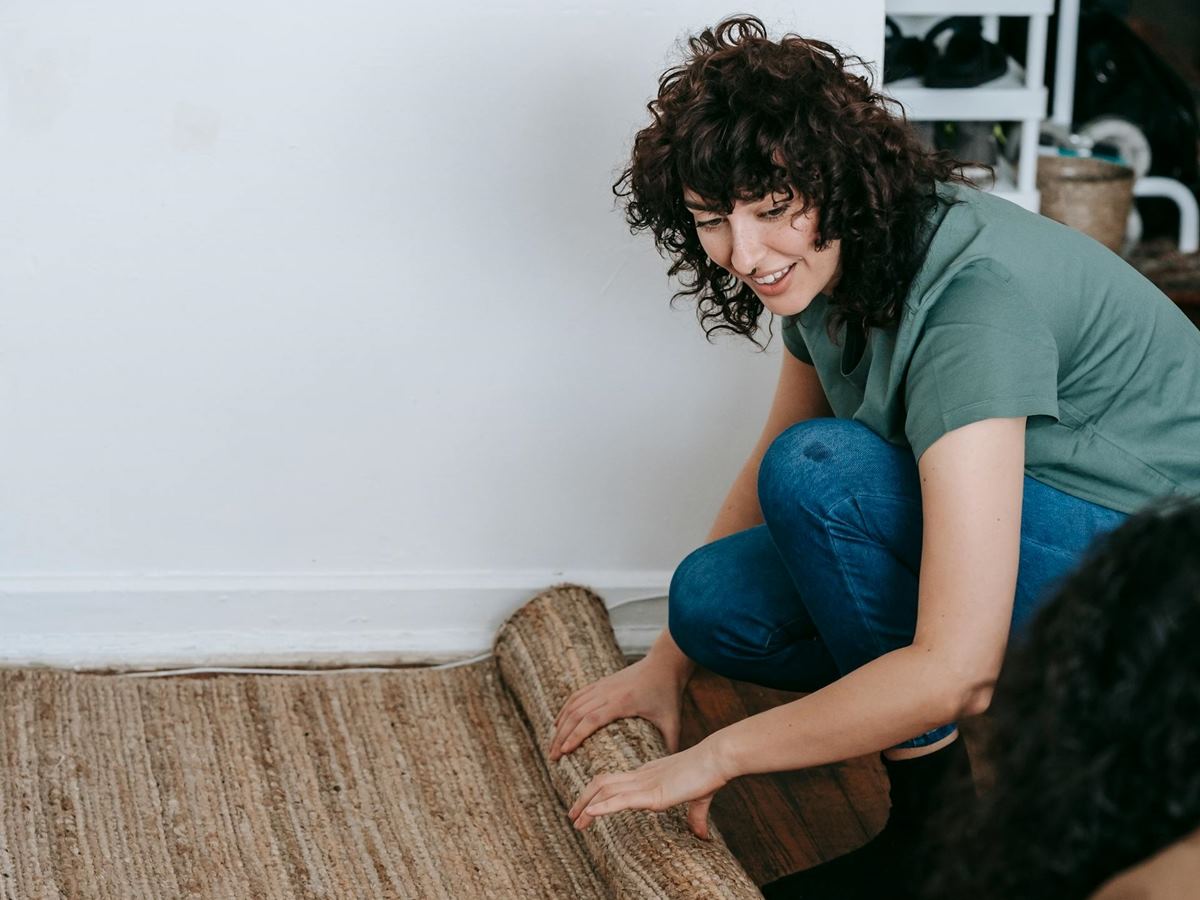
670, 661, 888, 887
642, 655, 990, 889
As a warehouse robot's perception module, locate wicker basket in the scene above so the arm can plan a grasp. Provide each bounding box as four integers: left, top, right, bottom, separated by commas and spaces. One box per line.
1036, 155, 1135, 252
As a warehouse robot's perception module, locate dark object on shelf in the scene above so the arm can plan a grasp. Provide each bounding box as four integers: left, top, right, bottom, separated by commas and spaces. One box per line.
922, 17, 1009, 89
884, 17, 928, 83
937, 121, 1000, 165
1074, 8, 1198, 188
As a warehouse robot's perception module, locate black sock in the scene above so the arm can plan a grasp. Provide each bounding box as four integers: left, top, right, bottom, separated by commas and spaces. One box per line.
760, 735, 974, 900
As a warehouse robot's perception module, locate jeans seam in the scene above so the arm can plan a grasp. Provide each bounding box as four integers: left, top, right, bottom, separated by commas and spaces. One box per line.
821, 493, 947, 749
837, 491, 920, 548
764, 615, 819, 654
1020, 533, 1095, 557
818, 494, 894, 664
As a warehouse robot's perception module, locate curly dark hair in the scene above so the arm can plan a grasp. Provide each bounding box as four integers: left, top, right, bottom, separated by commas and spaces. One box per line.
922, 496, 1200, 900
613, 15, 983, 345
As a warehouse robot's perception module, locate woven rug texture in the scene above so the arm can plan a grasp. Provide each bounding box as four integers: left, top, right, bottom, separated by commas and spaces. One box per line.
0, 584, 762, 899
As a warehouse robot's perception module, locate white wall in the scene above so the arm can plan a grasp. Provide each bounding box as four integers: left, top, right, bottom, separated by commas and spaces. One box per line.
0, 1, 883, 666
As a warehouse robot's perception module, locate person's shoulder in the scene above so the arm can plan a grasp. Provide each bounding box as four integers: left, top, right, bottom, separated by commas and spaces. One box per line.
930, 179, 1010, 222
905, 258, 1019, 325
904, 181, 1081, 323
903, 182, 1020, 310
931, 178, 1091, 248
899, 257, 1058, 366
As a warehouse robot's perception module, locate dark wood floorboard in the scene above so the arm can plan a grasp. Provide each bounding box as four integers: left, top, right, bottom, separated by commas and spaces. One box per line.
628, 654, 990, 889
676, 663, 888, 886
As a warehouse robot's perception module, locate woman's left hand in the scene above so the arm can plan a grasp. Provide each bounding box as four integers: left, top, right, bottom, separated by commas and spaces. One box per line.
566, 737, 732, 839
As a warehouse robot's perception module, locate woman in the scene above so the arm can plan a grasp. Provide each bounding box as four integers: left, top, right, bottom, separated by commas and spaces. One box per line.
924, 497, 1200, 900
547, 15, 1200, 899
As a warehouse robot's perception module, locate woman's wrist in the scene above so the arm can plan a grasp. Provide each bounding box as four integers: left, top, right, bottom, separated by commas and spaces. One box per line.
642, 628, 697, 688
705, 727, 745, 783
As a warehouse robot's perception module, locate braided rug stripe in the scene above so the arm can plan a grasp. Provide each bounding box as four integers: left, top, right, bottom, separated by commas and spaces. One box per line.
0, 584, 762, 899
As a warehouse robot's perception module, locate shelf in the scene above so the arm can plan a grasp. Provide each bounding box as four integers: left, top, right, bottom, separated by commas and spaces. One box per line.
881, 0, 1051, 214
885, 0, 1052, 13
962, 165, 1039, 212
990, 187, 1039, 211
883, 58, 1047, 120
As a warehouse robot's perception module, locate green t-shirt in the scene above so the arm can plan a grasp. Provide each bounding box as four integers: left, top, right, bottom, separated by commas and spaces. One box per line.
780, 180, 1200, 515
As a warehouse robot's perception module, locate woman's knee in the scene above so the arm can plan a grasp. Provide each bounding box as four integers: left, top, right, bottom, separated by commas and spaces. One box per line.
667, 542, 725, 662
757, 418, 909, 524
757, 418, 860, 521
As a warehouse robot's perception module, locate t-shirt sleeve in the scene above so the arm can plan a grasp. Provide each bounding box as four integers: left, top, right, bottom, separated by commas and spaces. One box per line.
904, 265, 1061, 460
780, 315, 814, 364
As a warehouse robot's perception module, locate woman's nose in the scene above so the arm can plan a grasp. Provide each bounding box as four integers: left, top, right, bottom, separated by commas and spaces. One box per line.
728, 225, 762, 278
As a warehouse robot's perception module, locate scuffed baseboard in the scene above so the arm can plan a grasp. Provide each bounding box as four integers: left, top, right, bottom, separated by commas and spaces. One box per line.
0, 571, 670, 670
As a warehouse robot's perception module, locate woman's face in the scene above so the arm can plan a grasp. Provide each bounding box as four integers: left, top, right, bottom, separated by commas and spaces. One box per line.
683, 187, 841, 317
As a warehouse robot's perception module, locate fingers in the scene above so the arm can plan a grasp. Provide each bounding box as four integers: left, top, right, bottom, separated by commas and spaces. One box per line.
687, 796, 713, 841
554, 684, 593, 729
566, 769, 714, 837
577, 793, 638, 822
566, 775, 607, 822
567, 773, 644, 831
548, 698, 608, 761
552, 682, 598, 742
566, 775, 610, 827
663, 722, 680, 755
571, 786, 714, 838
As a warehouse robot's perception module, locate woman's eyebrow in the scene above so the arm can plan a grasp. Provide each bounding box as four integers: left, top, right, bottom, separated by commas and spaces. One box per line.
683, 199, 724, 212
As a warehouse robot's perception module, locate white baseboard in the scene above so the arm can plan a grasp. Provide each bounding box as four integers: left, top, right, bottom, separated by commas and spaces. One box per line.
0, 571, 671, 670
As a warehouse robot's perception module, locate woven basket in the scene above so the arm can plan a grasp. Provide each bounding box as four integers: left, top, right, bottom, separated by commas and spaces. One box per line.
1036, 155, 1135, 252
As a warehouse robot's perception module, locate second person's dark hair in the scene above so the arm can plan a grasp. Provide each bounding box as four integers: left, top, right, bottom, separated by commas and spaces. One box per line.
922, 496, 1200, 899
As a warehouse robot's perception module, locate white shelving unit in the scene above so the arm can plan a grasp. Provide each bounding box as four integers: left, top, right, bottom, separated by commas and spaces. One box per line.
882, 0, 1053, 211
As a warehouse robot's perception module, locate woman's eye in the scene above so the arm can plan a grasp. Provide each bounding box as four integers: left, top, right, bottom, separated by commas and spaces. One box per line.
696, 218, 723, 230
763, 205, 789, 218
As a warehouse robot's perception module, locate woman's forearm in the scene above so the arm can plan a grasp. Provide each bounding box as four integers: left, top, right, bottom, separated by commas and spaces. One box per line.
710, 645, 973, 778
645, 453, 766, 680
705, 453, 766, 542
647, 389, 826, 692
643, 627, 697, 684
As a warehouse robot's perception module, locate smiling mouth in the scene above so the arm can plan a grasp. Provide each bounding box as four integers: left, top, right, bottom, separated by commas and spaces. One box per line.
751, 263, 795, 285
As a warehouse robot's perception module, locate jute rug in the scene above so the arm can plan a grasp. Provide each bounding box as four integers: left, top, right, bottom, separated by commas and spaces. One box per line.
0, 584, 763, 899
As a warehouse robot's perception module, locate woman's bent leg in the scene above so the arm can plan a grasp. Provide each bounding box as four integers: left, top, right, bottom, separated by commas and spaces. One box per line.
1009, 475, 1130, 633
755, 417, 1129, 750
753, 417, 1131, 899
757, 418, 939, 747
668, 525, 840, 693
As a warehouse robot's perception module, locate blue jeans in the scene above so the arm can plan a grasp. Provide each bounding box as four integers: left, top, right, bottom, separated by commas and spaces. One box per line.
668, 418, 1129, 750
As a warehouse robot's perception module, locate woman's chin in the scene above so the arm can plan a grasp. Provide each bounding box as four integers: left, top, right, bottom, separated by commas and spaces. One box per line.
762, 289, 819, 318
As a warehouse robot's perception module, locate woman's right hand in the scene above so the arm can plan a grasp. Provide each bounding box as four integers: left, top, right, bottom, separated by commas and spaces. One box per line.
547, 655, 688, 761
